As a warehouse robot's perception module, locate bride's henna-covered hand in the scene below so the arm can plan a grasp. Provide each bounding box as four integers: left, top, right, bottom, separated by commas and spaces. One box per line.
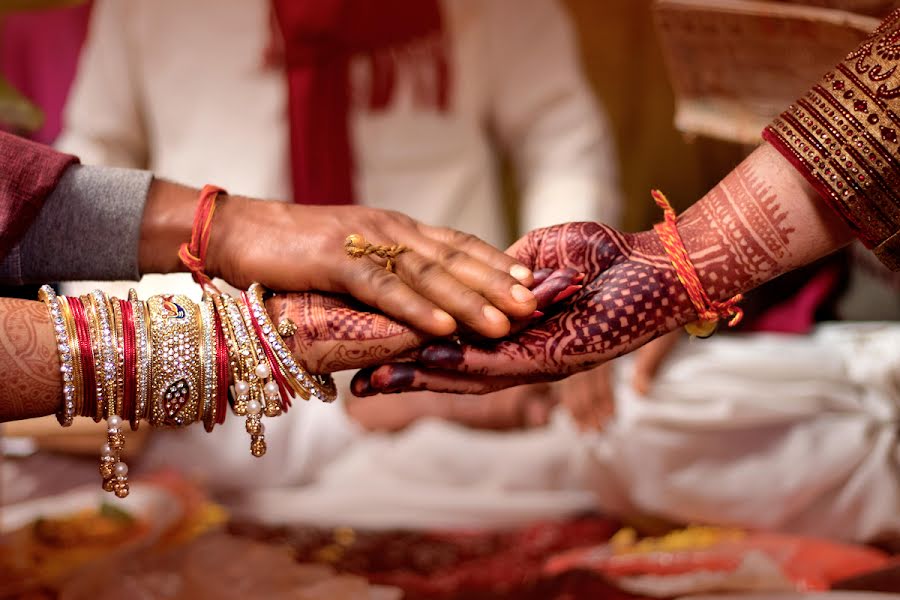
351, 143, 854, 395
262, 268, 584, 375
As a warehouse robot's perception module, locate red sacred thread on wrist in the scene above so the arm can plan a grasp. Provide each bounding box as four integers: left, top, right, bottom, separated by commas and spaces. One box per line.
119, 300, 137, 429
68, 297, 97, 417
178, 185, 226, 292
651, 190, 743, 332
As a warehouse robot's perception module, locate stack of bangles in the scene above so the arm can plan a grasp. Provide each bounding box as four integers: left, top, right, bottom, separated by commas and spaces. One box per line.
38, 283, 336, 499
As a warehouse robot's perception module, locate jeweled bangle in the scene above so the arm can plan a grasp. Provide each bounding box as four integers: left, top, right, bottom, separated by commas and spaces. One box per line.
58, 297, 85, 419
38, 285, 76, 427
199, 296, 218, 431
237, 292, 283, 417
87, 290, 117, 419
147, 294, 202, 428
110, 297, 126, 419
130, 290, 150, 428
246, 283, 337, 404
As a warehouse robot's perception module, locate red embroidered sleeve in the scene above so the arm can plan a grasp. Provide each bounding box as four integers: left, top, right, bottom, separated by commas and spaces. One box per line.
763, 8, 900, 270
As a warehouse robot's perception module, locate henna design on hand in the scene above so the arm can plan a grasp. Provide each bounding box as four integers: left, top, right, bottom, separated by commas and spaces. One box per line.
264, 293, 425, 374
352, 153, 802, 395
0, 299, 61, 422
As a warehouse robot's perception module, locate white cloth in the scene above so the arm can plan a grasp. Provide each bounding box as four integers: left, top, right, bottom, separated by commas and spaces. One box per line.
584, 323, 900, 543
230, 324, 899, 542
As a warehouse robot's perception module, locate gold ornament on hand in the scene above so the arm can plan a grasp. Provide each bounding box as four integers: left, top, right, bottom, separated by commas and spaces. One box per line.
344, 233, 409, 273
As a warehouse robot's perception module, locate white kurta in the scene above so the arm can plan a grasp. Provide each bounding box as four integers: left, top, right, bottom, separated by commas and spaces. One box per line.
57, 0, 621, 245
56, 0, 621, 488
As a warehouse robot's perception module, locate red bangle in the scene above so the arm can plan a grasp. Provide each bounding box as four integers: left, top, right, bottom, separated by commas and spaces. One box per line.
68, 297, 98, 417
178, 184, 226, 291
119, 300, 137, 429
652, 189, 743, 336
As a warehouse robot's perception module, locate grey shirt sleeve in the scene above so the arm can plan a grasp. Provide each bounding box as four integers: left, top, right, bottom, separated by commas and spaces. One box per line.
0, 164, 152, 285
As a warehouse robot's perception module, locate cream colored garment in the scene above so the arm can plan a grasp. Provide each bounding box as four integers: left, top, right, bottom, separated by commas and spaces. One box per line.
230, 324, 899, 543
585, 323, 900, 543
57, 0, 620, 250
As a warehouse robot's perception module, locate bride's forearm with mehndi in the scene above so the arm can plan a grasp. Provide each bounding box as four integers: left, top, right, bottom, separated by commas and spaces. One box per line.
677, 142, 853, 301
0, 298, 61, 422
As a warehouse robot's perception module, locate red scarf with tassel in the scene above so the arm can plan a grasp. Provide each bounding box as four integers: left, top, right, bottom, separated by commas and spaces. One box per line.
270, 0, 450, 205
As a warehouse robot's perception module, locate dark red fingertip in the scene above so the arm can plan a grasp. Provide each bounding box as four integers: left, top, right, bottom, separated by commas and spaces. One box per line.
370, 363, 417, 393
532, 268, 554, 285
420, 342, 464, 368
572, 272, 586, 284
532, 277, 572, 310
530, 310, 545, 319
350, 369, 378, 397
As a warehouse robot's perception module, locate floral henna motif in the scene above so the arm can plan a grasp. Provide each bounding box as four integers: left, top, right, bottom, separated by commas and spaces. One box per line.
0, 299, 61, 422
265, 293, 423, 374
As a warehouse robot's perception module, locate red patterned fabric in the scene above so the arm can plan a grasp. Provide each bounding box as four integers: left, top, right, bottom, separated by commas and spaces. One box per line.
0, 131, 78, 260
229, 515, 650, 600
270, 0, 448, 205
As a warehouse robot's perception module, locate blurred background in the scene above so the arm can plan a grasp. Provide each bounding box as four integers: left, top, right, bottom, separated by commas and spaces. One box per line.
1, 1, 899, 599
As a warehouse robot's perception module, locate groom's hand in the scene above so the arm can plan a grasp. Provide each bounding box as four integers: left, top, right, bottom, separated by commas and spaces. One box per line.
350, 222, 695, 395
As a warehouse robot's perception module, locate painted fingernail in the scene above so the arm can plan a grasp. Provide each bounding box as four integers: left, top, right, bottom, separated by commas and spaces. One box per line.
421, 343, 464, 367
552, 285, 583, 303
483, 305, 507, 325
511, 284, 535, 304
432, 308, 456, 331
572, 272, 586, 283
510, 264, 532, 282
530, 310, 545, 319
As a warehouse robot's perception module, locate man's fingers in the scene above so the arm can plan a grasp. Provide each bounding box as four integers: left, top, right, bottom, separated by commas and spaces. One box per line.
416, 224, 534, 286
341, 260, 457, 336
399, 231, 537, 320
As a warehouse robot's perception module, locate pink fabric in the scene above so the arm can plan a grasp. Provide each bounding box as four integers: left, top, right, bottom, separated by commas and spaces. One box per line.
745, 265, 842, 334
0, 3, 92, 144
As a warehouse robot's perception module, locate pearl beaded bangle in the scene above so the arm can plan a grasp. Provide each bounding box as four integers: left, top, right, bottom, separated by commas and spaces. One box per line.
38, 285, 76, 427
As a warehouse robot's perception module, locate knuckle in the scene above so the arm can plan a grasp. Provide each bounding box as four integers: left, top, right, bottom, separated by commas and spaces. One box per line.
436, 245, 465, 265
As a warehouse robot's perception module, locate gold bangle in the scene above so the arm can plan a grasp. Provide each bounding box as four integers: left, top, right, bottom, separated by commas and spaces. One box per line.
81, 293, 106, 421
215, 293, 269, 456
147, 294, 202, 428
199, 296, 219, 432
130, 291, 151, 426
110, 297, 126, 419
38, 285, 76, 426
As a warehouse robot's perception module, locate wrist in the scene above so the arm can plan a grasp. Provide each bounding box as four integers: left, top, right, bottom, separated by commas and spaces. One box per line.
205, 192, 245, 282
138, 179, 197, 275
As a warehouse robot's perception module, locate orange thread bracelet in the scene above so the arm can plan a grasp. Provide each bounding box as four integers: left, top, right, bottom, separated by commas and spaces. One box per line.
651, 189, 743, 337
178, 185, 226, 292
